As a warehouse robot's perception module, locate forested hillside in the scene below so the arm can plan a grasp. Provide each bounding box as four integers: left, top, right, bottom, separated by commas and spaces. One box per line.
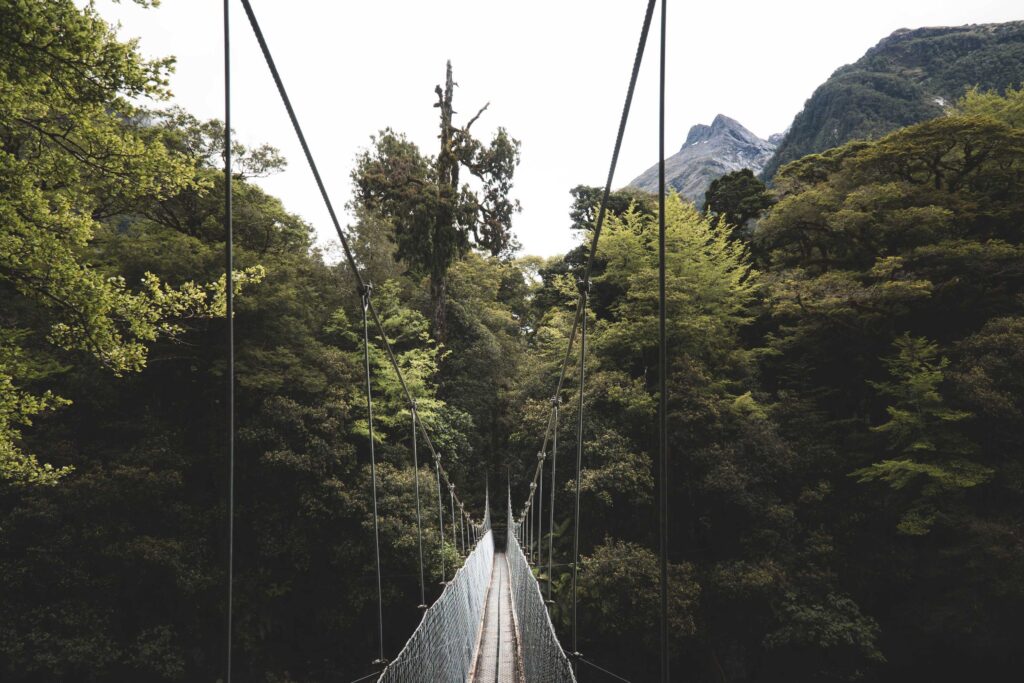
762, 21, 1024, 179
2, 2, 1023, 682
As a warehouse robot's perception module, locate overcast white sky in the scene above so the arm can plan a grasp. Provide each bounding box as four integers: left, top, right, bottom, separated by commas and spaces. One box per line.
95, 0, 1021, 257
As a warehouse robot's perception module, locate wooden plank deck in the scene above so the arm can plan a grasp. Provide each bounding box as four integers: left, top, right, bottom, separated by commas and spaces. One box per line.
471, 552, 520, 683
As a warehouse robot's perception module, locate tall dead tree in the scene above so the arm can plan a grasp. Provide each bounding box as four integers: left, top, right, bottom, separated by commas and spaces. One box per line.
352, 61, 521, 342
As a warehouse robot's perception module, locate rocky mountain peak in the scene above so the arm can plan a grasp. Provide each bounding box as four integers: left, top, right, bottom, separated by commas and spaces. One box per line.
682, 114, 764, 149
630, 114, 779, 205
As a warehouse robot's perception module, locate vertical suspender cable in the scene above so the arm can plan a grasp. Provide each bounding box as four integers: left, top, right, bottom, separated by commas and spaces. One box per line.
222, 2, 234, 680
571, 289, 588, 664
524, 505, 532, 557
547, 400, 558, 601
531, 485, 536, 563
436, 460, 446, 583
459, 505, 466, 556
525, 495, 531, 563
537, 452, 544, 569
449, 485, 457, 552
411, 406, 426, 608
657, 1, 670, 681
527, 491, 531, 560
361, 289, 385, 666
530, 491, 535, 562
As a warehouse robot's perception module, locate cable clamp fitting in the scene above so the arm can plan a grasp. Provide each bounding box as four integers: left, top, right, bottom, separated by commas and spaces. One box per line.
575, 277, 590, 296
358, 282, 374, 307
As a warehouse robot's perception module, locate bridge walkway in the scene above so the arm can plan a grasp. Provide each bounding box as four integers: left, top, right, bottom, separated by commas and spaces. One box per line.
470, 551, 520, 683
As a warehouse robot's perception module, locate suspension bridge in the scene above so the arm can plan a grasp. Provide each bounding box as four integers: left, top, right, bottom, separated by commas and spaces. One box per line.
223, 0, 670, 681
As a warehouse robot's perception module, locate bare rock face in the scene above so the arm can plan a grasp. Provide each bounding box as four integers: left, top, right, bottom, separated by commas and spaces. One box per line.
628, 114, 777, 206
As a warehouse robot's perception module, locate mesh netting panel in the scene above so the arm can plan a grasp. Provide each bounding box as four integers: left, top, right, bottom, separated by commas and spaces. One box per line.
378, 530, 494, 683
508, 502, 576, 683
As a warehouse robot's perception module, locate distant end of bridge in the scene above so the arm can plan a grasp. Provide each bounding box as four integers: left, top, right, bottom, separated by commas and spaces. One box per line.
374, 494, 574, 683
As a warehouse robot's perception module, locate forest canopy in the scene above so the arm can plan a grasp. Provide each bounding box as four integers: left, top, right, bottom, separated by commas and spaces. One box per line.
1, 2, 1022, 682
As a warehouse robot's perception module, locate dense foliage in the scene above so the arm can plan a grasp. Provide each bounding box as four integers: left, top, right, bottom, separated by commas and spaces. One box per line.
762, 21, 1024, 179
1, 3, 1022, 683
351, 62, 520, 341
704, 169, 773, 235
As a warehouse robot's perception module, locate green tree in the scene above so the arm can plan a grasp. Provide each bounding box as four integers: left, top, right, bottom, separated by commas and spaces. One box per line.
567, 184, 656, 233
754, 90, 1024, 681
852, 334, 989, 535
351, 62, 521, 341
0, 0, 260, 485
704, 168, 773, 235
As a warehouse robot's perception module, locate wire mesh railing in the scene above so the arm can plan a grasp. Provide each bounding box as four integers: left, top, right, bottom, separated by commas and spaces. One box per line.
377, 523, 493, 682
509, 497, 577, 683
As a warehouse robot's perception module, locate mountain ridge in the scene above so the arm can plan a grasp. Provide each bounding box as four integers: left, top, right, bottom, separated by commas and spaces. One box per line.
761, 20, 1024, 178
628, 114, 777, 205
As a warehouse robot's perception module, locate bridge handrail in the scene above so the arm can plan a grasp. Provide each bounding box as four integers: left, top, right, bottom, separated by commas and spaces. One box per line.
508, 499, 577, 683
377, 525, 494, 682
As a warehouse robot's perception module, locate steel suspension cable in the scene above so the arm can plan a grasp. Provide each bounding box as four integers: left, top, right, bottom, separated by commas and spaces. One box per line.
581, 0, 657, 280
571, 287, 588, 665
503, 4, 656, 673
361, 289, 386, 667
520, 0, 657, 510
578, 655, 634, 683
237, 0, 481, 535
657, 3, 671, 683
237, 0, 360, 280
540, 0, 656, 451
222, 1, 234, 680
411, 404, 426, 609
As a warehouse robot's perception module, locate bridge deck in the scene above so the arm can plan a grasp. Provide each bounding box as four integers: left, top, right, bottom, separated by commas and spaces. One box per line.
471, 551, 520, 683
